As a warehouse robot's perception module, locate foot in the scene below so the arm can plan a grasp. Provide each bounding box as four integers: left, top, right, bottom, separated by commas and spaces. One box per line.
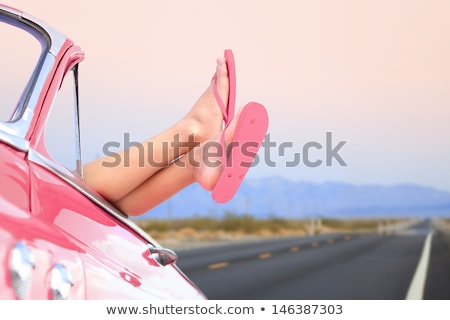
188, 108, 241, 191
182, 57, 230, 144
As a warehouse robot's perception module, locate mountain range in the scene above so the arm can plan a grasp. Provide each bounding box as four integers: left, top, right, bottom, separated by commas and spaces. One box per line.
133, 176, 450, 220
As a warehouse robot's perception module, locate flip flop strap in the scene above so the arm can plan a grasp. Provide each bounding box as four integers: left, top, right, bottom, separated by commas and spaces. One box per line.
212, 74, 229, 125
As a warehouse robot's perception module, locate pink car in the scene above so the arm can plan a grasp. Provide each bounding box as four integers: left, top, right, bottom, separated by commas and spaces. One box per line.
0, 4, 205, 299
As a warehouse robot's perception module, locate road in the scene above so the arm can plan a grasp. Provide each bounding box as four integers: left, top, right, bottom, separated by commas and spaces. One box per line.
176, 219, 450, 299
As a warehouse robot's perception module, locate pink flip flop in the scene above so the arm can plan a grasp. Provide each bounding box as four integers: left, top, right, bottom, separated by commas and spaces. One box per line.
212, 49, 236, 125
211, 50, 269, 203
212, 102, 268, 203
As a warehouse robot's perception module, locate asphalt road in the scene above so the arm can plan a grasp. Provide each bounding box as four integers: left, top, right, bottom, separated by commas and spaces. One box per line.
176, 219, 450, 300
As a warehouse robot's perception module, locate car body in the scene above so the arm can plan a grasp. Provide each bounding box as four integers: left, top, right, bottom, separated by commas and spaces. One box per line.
0, 4, 205, 299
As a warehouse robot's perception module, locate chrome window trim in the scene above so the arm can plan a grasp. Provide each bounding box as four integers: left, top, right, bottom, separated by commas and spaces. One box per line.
27, 148, 162, 249
0, 5, 67, 58
21, 12, 67, 57
72, 65, 83, 178
0, 129, 29, 152
0, 5, 67, 138
2, 54, 57, 138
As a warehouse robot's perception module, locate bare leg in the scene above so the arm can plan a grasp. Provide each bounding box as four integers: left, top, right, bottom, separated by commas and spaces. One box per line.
83, 57, 229, 202
114, 113, 240, 216
113, 156, 194, 216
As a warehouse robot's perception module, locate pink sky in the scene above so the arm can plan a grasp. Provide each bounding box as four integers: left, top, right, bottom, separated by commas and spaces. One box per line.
3, 0, 450, 192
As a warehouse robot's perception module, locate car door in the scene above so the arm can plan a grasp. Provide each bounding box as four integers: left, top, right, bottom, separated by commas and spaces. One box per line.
0, 142, 84, 300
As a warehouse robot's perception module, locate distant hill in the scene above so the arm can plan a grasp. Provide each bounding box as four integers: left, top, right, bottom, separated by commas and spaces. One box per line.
134, 177, 450, 220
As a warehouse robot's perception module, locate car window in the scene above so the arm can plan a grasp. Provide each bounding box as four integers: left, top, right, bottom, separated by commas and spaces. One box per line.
44, 70, 78, 171
0, 21, 41, 122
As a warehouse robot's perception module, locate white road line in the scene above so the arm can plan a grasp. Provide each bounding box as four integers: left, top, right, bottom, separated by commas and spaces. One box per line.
405, 231, 434, 300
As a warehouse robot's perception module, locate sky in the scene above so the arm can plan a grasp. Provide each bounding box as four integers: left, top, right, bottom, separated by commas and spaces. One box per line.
2, 0, 450, 192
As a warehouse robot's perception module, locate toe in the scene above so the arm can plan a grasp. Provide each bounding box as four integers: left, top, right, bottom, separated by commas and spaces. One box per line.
214, 57, 229, 109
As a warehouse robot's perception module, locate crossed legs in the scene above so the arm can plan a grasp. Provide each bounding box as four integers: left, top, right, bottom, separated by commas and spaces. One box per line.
83, 57, 237, 216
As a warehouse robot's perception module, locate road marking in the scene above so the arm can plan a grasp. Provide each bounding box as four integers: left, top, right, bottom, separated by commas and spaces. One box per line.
406, 231, 434, 300
290, 246, 300, 252
311, 242, 319, 248
208, 262, 229, 269
258, 253, 272, 259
